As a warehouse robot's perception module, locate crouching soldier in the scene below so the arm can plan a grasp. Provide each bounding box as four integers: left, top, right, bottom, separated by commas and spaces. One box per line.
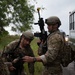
3, 31, 35, 75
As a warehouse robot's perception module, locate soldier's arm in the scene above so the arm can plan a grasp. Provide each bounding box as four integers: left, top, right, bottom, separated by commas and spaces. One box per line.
2, 40, 18, 71
22, 34, 63, 64
0, 56, 10, 75
44, 34, 63, 63
3, 40, 19, 58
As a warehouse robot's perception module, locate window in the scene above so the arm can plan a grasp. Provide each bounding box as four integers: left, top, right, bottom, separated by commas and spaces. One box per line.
69, 11, 75, 30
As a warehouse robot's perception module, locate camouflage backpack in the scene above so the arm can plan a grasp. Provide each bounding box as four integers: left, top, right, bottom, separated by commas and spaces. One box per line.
61, 36, 75, 67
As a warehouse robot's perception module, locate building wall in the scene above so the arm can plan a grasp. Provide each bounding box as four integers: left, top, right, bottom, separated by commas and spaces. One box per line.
69, 11, 75, 39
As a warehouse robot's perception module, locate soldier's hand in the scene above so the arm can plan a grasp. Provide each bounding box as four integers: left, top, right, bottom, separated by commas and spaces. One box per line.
22, 56, 34, 63
12, 58, 19, 63
8, 65, 16, 71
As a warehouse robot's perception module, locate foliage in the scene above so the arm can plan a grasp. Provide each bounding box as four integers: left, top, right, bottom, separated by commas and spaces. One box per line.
0, 0, 35, 34
0, 35, 19, 50
70, 38, 75, 43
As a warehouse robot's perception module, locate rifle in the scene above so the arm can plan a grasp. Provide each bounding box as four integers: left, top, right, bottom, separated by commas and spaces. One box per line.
34, 8, 47, 54
34, 8, 47, 45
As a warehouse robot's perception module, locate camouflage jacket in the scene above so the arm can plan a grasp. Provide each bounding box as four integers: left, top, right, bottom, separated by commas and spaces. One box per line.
3, 39, 35, 74
40, 30, 64, 74
0, 56, 9, 75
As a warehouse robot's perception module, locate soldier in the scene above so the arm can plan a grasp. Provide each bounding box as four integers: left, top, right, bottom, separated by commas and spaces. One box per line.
3, 31, 35, 75
22, 16, 65, 75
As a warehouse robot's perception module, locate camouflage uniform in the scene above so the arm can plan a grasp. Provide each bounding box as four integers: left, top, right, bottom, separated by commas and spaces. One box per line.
3, 39, 35, 75
0, 56, 9, 75
40, 30, 64, 75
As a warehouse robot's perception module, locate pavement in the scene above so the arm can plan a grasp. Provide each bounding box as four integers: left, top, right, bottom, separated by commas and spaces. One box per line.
62, 61, 75, 75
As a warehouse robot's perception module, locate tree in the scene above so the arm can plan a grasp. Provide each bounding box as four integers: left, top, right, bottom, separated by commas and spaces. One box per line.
0, 0, 35, 35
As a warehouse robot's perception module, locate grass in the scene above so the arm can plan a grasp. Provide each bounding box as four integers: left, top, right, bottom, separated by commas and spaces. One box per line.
0, 35, 43, 75
70, 38, 75, 43
0, 35, 19, 50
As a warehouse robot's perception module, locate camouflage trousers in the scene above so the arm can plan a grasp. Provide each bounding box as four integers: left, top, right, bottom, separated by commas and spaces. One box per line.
42, 70, 63, 75
41, 67, 63, 75
42, 72, 62, 75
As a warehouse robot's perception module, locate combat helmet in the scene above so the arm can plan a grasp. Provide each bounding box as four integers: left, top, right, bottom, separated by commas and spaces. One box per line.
22, 31, 34, 41
45, 16, 61, 27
